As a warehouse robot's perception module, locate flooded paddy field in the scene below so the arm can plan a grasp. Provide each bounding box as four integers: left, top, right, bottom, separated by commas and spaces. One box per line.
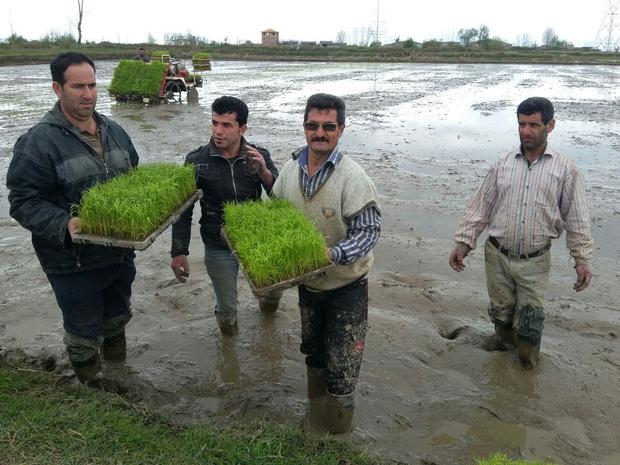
0, 61, 619, 465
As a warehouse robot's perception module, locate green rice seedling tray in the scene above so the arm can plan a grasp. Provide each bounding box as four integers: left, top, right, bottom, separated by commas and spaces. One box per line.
222, 228, 333, 297
71, 190, 201, 251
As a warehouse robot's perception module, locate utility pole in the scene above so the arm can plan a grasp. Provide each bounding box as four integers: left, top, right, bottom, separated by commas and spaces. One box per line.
596, 0, 620, 51
376, 0, 380, 45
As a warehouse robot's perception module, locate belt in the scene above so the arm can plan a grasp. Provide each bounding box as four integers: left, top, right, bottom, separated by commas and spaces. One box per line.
489, 236, 550, 260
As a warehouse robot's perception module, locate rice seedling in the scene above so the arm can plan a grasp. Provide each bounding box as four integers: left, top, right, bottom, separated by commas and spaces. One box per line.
224, 199, 331, 288
476, 453, 555, 465
75, 163, 196, 241
192, 51, 212, 71
108, 60, 168, 98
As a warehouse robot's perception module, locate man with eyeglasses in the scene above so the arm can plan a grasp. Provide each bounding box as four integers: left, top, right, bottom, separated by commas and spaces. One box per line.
272, 93, 381, 434
170, 96, 280, 335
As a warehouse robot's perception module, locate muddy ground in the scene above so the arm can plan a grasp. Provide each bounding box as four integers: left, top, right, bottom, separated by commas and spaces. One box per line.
0, 62, 619, 465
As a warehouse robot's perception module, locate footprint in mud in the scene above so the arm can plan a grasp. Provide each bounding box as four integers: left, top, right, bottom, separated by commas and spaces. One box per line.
435, 320, 494, 350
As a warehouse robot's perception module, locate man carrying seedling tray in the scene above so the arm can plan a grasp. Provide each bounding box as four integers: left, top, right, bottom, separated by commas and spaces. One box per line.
170, 96, 279, 335
272, 93, 381, 434
6, 53, 140, 389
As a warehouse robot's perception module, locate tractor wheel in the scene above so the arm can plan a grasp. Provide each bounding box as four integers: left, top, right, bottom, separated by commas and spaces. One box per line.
187, 87, 199, 105
164, 81, 182, 102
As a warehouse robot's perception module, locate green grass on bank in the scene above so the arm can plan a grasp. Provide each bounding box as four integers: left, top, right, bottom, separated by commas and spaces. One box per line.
477, 453, 555, 465
0, 367, 558, 465
1, 43, 619, 66
0, 367, 381, 465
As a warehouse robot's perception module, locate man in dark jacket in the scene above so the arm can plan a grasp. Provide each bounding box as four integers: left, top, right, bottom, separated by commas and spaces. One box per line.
170, 96, 279, 335
6, 53, 139, 386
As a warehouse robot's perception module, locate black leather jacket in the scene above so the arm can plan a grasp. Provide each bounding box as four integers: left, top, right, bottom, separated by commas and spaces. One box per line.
171, 137, 278, 254
6, 102, 139, 274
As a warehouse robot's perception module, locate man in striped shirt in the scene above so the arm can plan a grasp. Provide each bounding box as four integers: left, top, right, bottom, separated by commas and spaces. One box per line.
449, 97, 593, 369
272, 93, 381, 433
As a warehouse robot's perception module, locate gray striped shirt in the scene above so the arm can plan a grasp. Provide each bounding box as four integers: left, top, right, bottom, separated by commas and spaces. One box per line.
298, 147, 381, 265
454, 146, 593, 264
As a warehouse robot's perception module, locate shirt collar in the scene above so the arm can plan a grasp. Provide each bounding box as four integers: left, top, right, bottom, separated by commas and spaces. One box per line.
297, 146, 342, 169
514, 144, 556, 161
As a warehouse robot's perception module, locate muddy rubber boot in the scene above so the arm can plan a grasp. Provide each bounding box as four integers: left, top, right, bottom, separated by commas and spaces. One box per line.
216, 317, 238, 336
259, 291, 281, 314
324, 392, 355, 434
517, 339, 540, 370
495, 324, 516, 350
302, 367, 328, 432
102, 331, 126, 362
72, 353, 101, 384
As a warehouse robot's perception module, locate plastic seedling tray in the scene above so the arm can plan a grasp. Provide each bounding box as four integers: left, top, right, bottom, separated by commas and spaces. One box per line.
221, 228, 334, 298
71, 190, 201, 251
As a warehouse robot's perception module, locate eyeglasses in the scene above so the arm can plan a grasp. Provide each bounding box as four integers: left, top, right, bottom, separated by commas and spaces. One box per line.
303, 122, 339, 132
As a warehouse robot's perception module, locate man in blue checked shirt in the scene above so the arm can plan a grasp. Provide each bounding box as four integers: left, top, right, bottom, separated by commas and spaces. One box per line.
272, 93, 381, 434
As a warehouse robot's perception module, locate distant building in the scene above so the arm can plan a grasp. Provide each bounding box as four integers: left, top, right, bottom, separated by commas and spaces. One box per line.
261, 29, 279, 47
319, 41, 338, 47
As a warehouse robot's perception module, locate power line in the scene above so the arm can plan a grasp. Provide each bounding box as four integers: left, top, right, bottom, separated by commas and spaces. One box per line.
596, 0, 620, 51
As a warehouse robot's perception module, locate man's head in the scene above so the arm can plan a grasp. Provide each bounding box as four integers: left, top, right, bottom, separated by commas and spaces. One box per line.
516, 97, 555, 152
303, 93, 346, 157
211, 96, 248, 155
50, 52, 97, 124
138, 47, 146, 57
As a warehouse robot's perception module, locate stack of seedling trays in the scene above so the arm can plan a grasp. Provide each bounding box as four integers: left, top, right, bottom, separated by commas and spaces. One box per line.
223, 199, 333, 297
192, 52, 212, 71
71, 163, 199, 251
108, 59, 169, 101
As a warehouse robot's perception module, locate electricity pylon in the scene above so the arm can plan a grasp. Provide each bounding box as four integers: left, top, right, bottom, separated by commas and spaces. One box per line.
596, 1, 620, 51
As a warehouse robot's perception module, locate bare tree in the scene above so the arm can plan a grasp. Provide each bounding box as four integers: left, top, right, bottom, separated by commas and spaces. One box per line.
478, 25, 490, 41
336, 30, 346, 44
76, 0, 84, 45
542, 27, 558, 47
516, 33, 533, 47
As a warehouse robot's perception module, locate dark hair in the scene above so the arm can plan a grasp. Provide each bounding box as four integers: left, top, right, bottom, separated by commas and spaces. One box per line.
517, 97, 554, 124
50, 52, 95, 87
304, 93, 346, 125
139, 47, 145, 51
211, 96, 248, 126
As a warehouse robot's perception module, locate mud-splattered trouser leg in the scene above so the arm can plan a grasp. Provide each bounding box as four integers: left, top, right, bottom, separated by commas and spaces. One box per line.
484, 240, 550, 346
46, 261, 136, 364
204, 244, 239, 325
298, 277, 368, 396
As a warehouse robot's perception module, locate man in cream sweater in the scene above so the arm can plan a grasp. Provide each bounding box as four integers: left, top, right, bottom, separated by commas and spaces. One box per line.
272, 93, 381, 434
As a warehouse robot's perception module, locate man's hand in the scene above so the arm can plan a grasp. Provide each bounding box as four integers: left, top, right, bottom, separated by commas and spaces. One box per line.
574, 264, 592, 292
449, 249, 467, 272
68, 217, 81, 234
171, 255, 190, 283
242, 144, 268, 176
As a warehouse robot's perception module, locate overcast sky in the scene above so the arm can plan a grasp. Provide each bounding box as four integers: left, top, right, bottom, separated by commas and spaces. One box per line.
1, 0, 613, 47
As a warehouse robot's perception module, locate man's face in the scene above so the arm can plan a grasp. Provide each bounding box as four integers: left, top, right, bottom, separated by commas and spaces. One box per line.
518, 112, 554, 151
52, 62, 97, 123
211, 112, 246, 152
304, 108, 344, 157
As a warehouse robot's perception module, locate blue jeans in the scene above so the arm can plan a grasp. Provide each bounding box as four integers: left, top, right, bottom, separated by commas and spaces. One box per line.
46, 261, 135, 363
204, 245, 239, 324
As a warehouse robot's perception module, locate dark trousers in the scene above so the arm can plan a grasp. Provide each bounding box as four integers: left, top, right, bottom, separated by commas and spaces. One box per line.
47, 261, 136, 342
298, 277, 368, 396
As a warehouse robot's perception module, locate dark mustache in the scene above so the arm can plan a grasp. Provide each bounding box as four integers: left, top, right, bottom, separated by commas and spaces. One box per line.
312, 138, 329, 142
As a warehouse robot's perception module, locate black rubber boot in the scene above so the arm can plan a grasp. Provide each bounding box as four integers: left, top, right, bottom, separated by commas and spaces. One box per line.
258, 291, 281, 313
216, 318, 238, 336
517, 338, 540, 370
302, 367, 327, 432
495, 324, 516, 350
72, 353, 101, 384
102, 331, 127, 362
324, 392, 355, 434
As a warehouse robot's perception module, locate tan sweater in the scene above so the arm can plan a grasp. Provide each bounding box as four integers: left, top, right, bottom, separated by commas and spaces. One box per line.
273, 154, 378, 291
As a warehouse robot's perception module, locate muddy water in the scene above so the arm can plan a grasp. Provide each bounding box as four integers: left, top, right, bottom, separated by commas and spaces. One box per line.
1, 61, 619, 465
